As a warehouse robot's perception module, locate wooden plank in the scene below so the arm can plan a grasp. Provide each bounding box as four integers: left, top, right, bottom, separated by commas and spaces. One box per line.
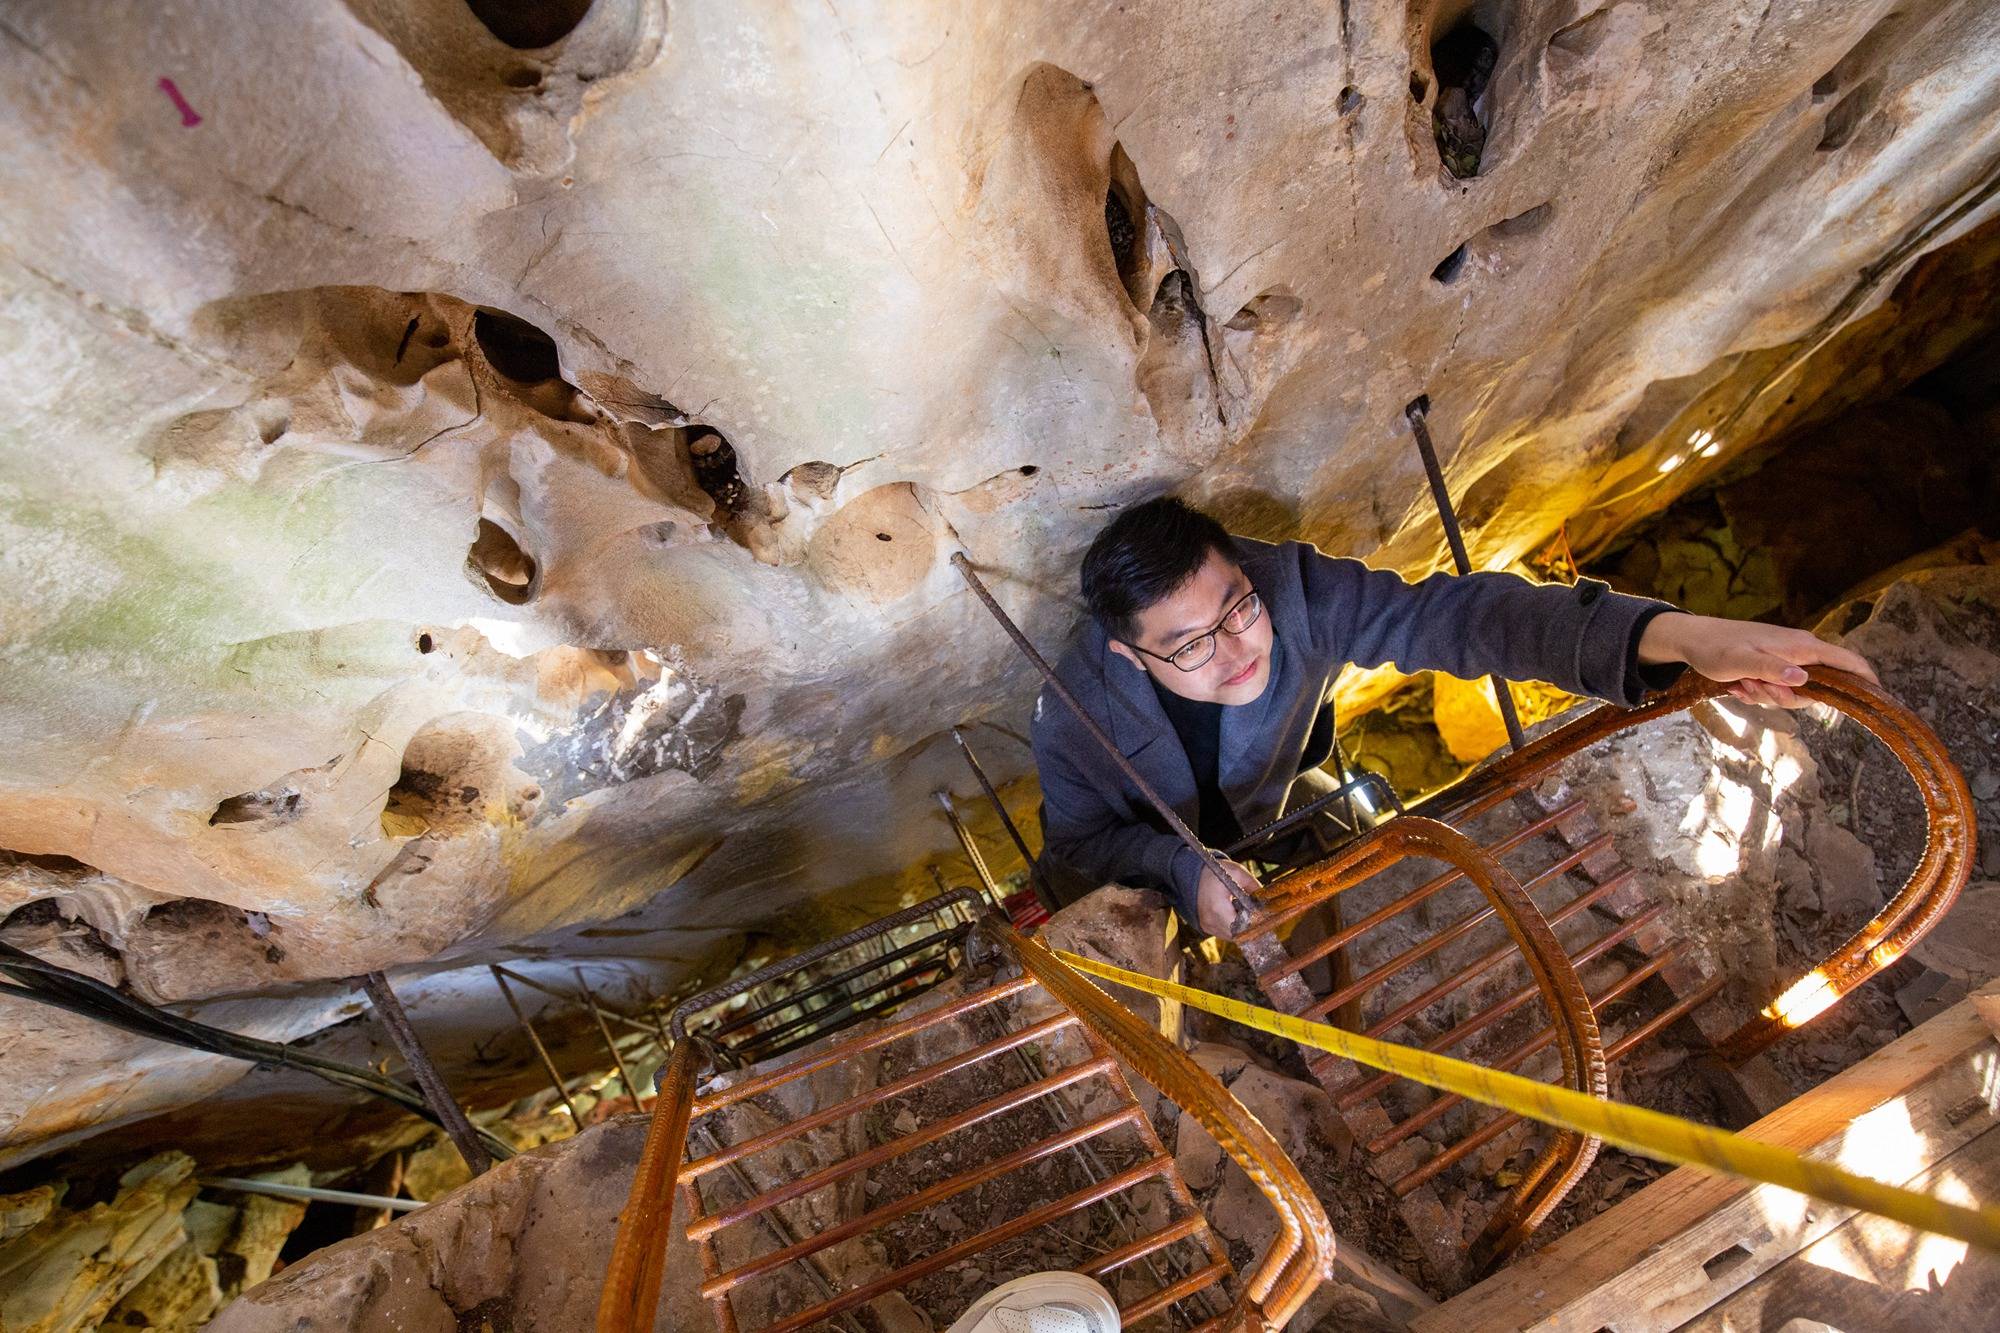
1411, 994, 1999, 1333
1674, 1122, 2000, 1332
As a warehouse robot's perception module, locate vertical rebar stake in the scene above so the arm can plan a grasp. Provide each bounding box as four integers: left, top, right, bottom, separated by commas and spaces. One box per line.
936, 790, 1002, 905
490, 965, 583, 1126
1405, 395, 1528, 751
949, 726, 1060, 910
360, 971, 493, 1175
948, 553, 1254, 921
573, 967, 640, 1106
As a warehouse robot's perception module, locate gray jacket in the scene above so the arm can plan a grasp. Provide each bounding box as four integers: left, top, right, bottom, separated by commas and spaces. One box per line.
1028, 538, 1673, 923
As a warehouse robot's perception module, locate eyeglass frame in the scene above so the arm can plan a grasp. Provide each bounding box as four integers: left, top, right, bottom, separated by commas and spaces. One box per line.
1118, 589, 1264, 672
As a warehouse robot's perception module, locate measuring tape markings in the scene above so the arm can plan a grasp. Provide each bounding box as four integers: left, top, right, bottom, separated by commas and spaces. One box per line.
1053, 949, 2000, 1251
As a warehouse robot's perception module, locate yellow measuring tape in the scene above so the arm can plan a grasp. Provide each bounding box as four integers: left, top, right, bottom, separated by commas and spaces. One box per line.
1054, 949, 2000, 1251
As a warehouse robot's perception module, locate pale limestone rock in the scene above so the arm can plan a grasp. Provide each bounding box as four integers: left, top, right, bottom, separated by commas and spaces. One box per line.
0, 1153, 198, 1332
1, 0, 1999, 1165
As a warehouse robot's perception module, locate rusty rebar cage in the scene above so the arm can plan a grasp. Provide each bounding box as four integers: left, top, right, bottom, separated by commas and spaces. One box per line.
674, 889, 987, 1068
1238, 666, 1975, 1283
599, 913, 1333, 1333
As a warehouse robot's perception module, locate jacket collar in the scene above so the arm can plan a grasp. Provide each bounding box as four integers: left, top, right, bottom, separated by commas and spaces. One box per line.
1081, 617, 1174, 758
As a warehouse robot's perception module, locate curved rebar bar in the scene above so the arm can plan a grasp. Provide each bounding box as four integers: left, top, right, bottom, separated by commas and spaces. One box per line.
597, 1038, 699, 1333
1396, 667, 1974, 1060
1232, 664, 1973, 1269
1001, 923, 1337, 1325
597, 909, 1335, 1331
1248, 819, 1607, 1275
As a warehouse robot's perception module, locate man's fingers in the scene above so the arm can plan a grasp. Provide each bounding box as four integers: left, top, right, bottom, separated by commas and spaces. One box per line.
1775, 633, 1880, 684
1729, 679, 1796, 709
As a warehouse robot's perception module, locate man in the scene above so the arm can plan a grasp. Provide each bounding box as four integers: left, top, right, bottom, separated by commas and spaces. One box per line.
1030, 497, 1877, 939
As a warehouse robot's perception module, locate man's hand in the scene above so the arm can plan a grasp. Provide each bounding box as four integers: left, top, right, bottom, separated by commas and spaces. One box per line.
1196, 858, 1261, 939
1638, 611, 1879, 708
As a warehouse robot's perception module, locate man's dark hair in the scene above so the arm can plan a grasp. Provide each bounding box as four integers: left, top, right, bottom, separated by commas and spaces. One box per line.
1081, 497, 1241, 641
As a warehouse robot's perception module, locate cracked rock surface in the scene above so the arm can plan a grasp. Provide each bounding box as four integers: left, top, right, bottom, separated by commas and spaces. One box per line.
2, 0, 2000, 1165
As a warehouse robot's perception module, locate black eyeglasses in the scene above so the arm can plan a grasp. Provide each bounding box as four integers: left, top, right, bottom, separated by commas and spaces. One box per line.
1123, 590, 1263, 672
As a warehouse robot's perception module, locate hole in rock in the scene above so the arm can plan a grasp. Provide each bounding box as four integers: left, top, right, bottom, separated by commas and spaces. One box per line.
1, 848, 93, 876
463, 0, 595, 50
1104, 151, 1148, 303
468, 518, 537, 605
1, 898, 64, 930
1338, 85, 1363, 115
503, 65, 545, 90
687, 428, 751, 517
1017, 465, 1039, 477
875, 532, 893, 542
1831, 597, 1876, 636
1490, 202, 1553, 238
416, 632, 436, 654
1811, 70, 1840, 100
1224, 289, 1304, 332
1548, 7, 1611, 59
472, 308, 562, 384
142, 897, 258, 941
1817, 78, 1881, 151
1409, 70, 1429, 103
1431, 16, 1498, 178
209, 787, 304, 828
394, 316, 419, 365
1431, 243, 1470, 285
251, 403, 290, 445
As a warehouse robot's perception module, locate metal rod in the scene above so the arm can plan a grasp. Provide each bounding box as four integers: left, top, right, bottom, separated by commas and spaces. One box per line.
991, 1009, 1218, 1327
684, 1011, 1081, 1177
694, 974, 1036, 1115
737, 968, 958, 1064
763, 1156, 1174, 1333
573, 968, 640, 1104
1299, 833, 1616, 1021
730, 954, 955, 1054
702, 1106, 1144, 1296
1404, 396, 1527, 751
1226, 769, 1404, 861
1252, 798, 1586, 972
484, 964, 660, 1037
359, 972, 492, 1176
1361, 869, 1636, 1041
669, 887, 989, 1040
489, 964, 582, 1125
950, 725, 1060, 909
1391, 972, 1724, 1195
200, 1177, 424, 1213
710, 924, 967, 1039
949, 552, 1253, 919
688, 1122, 871, 1333
936, 789, 1003, 904
1375, 949, 1685, 1164
686, 1057, 1116, 1240
1336, 907, 1668, 1108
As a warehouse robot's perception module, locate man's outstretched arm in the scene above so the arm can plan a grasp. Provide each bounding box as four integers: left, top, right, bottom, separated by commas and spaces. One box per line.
1300, 548, 1872, 707
1636, 611, 1877, 706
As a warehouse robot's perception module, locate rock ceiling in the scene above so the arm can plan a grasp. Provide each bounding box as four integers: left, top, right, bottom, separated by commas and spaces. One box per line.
2, 0, 1998, 1164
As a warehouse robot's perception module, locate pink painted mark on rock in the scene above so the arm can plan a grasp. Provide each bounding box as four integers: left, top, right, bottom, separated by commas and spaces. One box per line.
158, 77, 202, 127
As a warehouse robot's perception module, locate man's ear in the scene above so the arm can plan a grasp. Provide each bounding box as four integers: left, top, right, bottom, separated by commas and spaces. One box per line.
1107, 639, 1147, 672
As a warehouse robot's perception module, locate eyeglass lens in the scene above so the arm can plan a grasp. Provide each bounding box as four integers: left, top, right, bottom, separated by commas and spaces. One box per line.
1169, 593, 1261, 671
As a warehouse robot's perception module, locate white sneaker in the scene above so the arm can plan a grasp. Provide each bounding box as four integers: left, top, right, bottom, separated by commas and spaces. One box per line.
944, 1272, 1121, 1333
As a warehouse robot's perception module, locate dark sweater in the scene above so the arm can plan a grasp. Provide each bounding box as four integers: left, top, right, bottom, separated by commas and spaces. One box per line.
1030, 537, 1684, 925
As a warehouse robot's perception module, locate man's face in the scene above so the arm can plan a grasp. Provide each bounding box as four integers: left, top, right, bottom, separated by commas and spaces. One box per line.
1108, 550, 1275, 705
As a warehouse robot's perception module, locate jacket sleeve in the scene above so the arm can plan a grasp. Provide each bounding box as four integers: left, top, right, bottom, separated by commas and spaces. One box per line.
1298, 547, 1677, 705
1030, 689, 1205, 923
